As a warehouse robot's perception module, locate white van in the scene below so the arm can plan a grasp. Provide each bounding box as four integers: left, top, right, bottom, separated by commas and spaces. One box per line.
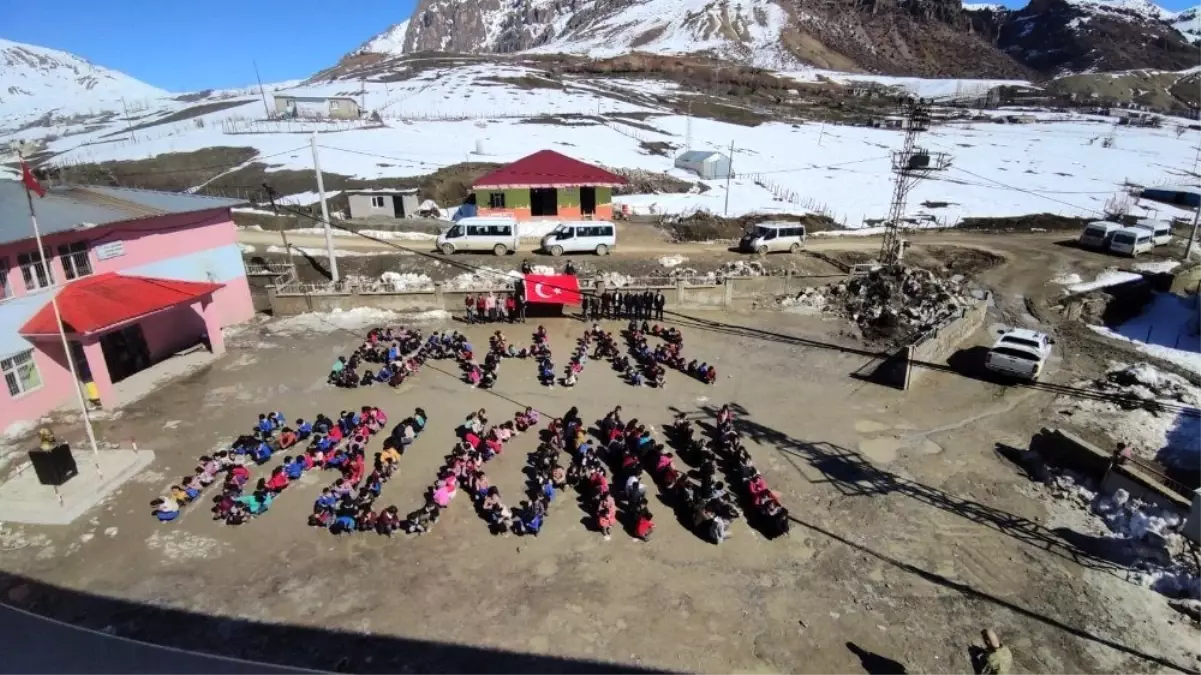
1078, 221, 1122, 250
437, 217, 519, 255
541, 221, 616, 256
1108, 227, 1154, 257
1131, 219, 1172, 246
739, 222, 807, 255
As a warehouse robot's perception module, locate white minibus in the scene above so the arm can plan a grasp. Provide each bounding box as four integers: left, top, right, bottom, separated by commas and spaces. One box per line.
437, 217, 519, 255
541, 221, 616, 256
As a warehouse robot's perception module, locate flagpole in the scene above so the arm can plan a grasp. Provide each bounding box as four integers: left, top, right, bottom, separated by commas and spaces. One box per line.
18, 152, 103, 479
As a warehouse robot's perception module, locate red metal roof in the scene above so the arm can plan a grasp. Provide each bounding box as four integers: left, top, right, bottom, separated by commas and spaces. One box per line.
473, 150, 628, 189
20, 273, 224, 337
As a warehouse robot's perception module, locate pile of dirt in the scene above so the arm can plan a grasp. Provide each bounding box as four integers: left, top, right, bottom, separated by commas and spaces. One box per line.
785, 265, 972, 340
957, 213, 1091, 232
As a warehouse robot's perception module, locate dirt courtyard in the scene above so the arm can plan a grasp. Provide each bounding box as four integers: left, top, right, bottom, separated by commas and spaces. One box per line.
0, 305, 1197, 673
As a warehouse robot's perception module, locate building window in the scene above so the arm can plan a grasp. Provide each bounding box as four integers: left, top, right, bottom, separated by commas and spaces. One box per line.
488, 192, 506, 208
370, 195, 386, 208
18, 249, 54, 290
58, 242, 92, 280
0, 257, 9, 299
2, 350, 42, 398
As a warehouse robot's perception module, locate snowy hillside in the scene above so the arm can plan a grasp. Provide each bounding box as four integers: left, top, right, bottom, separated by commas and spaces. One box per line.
0, 38, 168, 118
353, 19, 411, 56
1169, 6, 1200, 41
523, 0, 797, 68
8, 55, 1195, 230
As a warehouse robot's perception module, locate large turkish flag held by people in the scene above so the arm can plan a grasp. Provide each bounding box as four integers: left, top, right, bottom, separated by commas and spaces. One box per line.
524, 274, 582, 306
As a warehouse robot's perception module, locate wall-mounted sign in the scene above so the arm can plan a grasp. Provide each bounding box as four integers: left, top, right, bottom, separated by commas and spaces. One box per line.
95, 241, 125, 261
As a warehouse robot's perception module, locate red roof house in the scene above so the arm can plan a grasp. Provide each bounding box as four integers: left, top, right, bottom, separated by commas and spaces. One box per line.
471, 150, 627, 221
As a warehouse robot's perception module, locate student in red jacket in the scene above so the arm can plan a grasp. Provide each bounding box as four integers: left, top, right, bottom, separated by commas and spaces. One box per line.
634, 509, 655, 541
264, 467, 289, 493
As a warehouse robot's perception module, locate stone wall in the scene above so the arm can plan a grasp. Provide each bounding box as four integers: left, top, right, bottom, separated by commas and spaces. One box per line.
905, 298, 989, 388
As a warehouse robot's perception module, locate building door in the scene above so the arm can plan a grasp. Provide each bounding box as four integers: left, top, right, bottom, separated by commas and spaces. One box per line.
530, 188, 558, 217
580, 187, 596, 215
100, 324, 152, 383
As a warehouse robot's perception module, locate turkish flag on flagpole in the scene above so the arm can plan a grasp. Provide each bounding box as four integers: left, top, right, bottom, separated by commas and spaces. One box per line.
21, 161, 46, 198
523, 274, 582, 306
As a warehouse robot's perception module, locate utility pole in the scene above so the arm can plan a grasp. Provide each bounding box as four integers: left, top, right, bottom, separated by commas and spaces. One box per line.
254, 60, 271, 119
310, 132, 339, 282
724, 139, 735, 217
879, 100, 951, 267
1184, 206, 1199, 261
685, 101, 692, 152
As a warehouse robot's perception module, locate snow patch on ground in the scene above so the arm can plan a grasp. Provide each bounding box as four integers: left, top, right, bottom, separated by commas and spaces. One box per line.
266, 307, 405, 335
1050, 272, 1083, 285
658, 254, 688, 268
1090, 292, 1201, 378
378, 272, 435, 291
288, 227, 436, 241
1065, 268, 1142, 293
1131, 260, 1181, 274
1055, 362, 1200, 470
264, 245, 400, 258
443, 267, 522, 291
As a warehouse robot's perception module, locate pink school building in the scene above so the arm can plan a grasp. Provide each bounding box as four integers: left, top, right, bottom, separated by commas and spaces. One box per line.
0, 181, 253, 433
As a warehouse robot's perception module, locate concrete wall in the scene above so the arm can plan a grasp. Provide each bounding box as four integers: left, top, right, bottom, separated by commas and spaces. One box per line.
906, 299, 988, 387
269, 273, 833, 317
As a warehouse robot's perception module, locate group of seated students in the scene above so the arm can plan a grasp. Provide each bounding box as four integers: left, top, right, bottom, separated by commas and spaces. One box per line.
328, 326, 427, 388
709, 406, 790, 538
561, 406, 658, 541
308, 407, 426, 535
208, 409, 385, 526
150, 411, 286, 521
465, 330, 516, 389
400, 407, 536, 535
622, 322, 670, 388
558, 332, 593, 388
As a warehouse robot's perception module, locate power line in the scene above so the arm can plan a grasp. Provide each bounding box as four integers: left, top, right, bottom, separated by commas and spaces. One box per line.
948, 166, 1105, 216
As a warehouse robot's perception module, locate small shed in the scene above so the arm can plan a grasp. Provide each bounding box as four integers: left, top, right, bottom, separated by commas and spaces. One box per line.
674, 150, 732, 180
346, 188, 420, 220
273, 95, 361, 120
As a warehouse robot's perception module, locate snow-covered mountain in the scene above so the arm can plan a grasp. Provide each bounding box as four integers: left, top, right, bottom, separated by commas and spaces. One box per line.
352, 19, 411, 56
984, 0, 1197, 73
0, 38, 168, 117
1169, 5, 1200, 42
352, 0, 1199, 76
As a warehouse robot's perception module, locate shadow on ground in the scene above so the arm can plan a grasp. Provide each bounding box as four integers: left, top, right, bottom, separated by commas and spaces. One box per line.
0, 571, 666, 674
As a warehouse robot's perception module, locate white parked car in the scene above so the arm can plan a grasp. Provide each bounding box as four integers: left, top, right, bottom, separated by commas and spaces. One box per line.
984, 328, 1053, 381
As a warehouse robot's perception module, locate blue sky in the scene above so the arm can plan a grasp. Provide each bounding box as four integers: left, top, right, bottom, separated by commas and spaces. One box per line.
3, 0, 417, 92
4, 0, 1197, 92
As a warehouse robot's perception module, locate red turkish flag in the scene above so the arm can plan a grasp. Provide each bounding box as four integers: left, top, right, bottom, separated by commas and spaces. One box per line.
524, 274, 581, 306
21, 161, 46, 198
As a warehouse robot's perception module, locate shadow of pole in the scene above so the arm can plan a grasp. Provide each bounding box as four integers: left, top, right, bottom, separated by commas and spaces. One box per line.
787, 512, 1198, 675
